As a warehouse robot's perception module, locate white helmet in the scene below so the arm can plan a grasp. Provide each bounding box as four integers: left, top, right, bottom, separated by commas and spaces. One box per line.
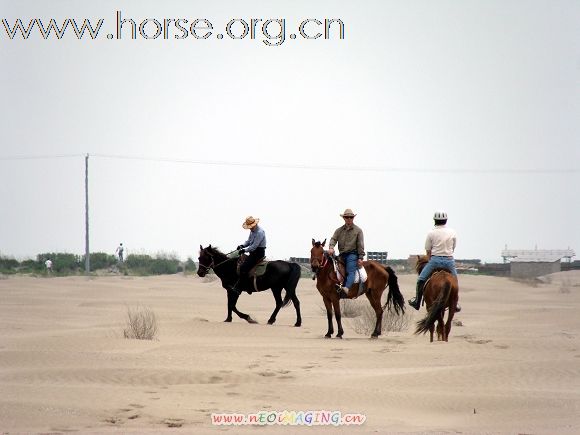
433, 210, 448, 220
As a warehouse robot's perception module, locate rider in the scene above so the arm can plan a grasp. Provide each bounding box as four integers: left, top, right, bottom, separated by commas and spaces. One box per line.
408, 210, 461, 312
233, 216, 267, 293
328, 208, 365, 298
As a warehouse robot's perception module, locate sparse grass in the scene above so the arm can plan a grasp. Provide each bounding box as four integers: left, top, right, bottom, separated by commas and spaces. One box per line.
350, 304, 411, 336
123, 306, 158, 340
339, 299, 365, 318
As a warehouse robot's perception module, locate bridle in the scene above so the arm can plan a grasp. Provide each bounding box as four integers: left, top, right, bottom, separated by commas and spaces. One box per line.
198, 250, 234, 274
310, 250, 329, 278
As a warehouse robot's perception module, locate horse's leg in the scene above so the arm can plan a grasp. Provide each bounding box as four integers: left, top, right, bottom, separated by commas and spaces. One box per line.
366, 291, 383, 339
331, 298, 344, 338
444, 307, 455, 342
291, 293, 302, 327
227, 290, 256, 324
323, 297, 334, 338
224, 289, 235, 322
267, 288, 284, 325
427, 306, 434, 342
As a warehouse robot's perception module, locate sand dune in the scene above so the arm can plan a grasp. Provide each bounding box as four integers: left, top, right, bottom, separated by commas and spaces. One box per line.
0, 271, 579, 433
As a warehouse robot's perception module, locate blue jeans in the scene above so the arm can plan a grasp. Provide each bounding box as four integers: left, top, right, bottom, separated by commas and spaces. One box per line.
341, 252, 358, 288
418, 256, 457, 281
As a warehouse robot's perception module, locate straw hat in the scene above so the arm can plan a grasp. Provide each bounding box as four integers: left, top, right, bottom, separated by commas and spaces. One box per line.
242, 216, 260, 229
340, 208, 356, 218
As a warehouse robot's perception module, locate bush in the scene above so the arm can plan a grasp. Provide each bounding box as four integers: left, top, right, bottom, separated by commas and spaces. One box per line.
184, 257, 197, 273
37, 253, 81, 273
0, 256, 19, 273
123, 306, 158, 340
350, 304, 411, 336
84, 252, 117, 270
125, 253, 180, 275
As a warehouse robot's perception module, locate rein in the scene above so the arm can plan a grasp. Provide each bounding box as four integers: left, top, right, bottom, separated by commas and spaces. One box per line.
312, 252, 340, 284
199, 250, 236, 273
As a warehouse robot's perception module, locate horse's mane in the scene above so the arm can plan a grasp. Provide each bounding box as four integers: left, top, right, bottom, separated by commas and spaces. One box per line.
203, 245, 227, 259
415, 255, 429, 274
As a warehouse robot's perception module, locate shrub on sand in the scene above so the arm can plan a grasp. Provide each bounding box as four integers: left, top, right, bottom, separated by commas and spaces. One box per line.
123, 306, 158, 340
350, 304, 410, 336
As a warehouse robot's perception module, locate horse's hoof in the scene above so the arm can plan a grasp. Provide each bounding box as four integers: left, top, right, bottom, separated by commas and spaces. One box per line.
336, 335, 343, 339
224, 319, 232, 323
294, 322, 301, 327
267, 321, 275, 325
370, 334, 379, 339
324, 333, 332, 338
247, 316, 258, 324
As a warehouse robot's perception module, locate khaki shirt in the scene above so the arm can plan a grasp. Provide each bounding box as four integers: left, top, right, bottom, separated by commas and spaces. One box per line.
329, 224, 365, 259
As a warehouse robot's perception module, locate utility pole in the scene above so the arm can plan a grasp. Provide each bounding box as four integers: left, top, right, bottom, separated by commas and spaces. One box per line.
85, 154, 90, 274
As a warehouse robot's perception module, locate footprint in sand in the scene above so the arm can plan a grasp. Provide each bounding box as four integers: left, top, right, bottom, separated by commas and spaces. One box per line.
163, 418, 184, 428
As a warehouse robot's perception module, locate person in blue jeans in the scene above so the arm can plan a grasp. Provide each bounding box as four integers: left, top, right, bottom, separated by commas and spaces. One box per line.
328, 208, 365, 298
409, 210, 461, 312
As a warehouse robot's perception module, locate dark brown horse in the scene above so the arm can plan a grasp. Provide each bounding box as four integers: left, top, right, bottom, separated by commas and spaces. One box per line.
197, 245, 302, 327
414, 255, 459, 342
310, 239, 405, 338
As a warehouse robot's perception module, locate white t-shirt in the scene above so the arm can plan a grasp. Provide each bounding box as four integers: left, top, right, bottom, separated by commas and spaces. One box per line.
425, 225, 457, 256
45, 259, 53, 269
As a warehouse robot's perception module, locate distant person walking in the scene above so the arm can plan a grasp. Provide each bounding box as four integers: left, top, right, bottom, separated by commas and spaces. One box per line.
115, 243, 125, 262
45, 258, 53, 274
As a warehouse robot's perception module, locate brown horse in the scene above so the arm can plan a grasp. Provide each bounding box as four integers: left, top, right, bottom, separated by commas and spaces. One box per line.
414, 255, 459, 342
310, 239, 405, 338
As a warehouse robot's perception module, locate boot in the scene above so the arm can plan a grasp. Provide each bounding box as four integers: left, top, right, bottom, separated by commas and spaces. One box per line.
336, 284, 349, 299
408, 280, 425, 310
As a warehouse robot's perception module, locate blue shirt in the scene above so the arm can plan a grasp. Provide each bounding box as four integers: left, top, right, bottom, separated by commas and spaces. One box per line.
242, 225, 267, 252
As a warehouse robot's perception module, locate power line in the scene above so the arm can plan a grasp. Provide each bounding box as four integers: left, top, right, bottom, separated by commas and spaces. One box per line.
0, 153, 578, 174
0, 154, 83, 160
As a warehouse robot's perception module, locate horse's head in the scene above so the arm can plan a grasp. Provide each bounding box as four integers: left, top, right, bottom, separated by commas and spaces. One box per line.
415, 255, 429, 275
197, 244, 218, 277
310, 238, 326, 274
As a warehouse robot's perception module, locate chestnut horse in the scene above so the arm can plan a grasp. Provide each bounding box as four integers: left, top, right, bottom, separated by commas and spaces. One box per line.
310, 239, 405, 338
414, 255, 459, 342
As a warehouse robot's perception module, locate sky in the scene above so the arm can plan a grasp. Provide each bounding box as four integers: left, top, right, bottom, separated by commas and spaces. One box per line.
1, 0, 579, 264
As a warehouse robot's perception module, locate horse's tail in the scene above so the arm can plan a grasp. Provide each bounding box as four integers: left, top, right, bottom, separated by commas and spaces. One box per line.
414, 279, 452, 335
282, 263, 301, 308
382, 266, 406, 315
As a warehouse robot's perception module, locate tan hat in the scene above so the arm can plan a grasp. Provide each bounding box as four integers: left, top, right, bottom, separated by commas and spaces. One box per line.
242, 216, 260, 229
340, 208, 356, 218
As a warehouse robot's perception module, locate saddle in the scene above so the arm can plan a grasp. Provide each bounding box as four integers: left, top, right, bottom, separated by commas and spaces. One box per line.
236, 255, 268, 293
330, 254, 368, 297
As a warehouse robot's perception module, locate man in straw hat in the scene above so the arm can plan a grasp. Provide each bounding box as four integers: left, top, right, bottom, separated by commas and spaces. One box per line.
328, 208, 365, 298
233, 216, 267, 294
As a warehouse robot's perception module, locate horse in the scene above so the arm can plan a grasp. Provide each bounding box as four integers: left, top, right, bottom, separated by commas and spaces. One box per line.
414, 255, 459, 342
310, 239, 405, 338
197, 245, 302, 327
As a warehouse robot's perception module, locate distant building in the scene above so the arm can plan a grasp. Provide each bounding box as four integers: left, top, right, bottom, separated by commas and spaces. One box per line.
367, 251, 388, 264
289, 257, 310, 266
501, 248, 576, 279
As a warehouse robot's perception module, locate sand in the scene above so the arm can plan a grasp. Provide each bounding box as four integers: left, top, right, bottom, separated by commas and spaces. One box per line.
0, 271, 579, 434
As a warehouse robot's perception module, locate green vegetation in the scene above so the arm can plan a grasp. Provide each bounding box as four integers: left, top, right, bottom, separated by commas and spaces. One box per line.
0, 252, 192, 276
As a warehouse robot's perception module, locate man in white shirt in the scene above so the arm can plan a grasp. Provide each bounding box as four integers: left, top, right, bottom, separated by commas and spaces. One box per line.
45, 258, 53, 273
408, 211, 461, 312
